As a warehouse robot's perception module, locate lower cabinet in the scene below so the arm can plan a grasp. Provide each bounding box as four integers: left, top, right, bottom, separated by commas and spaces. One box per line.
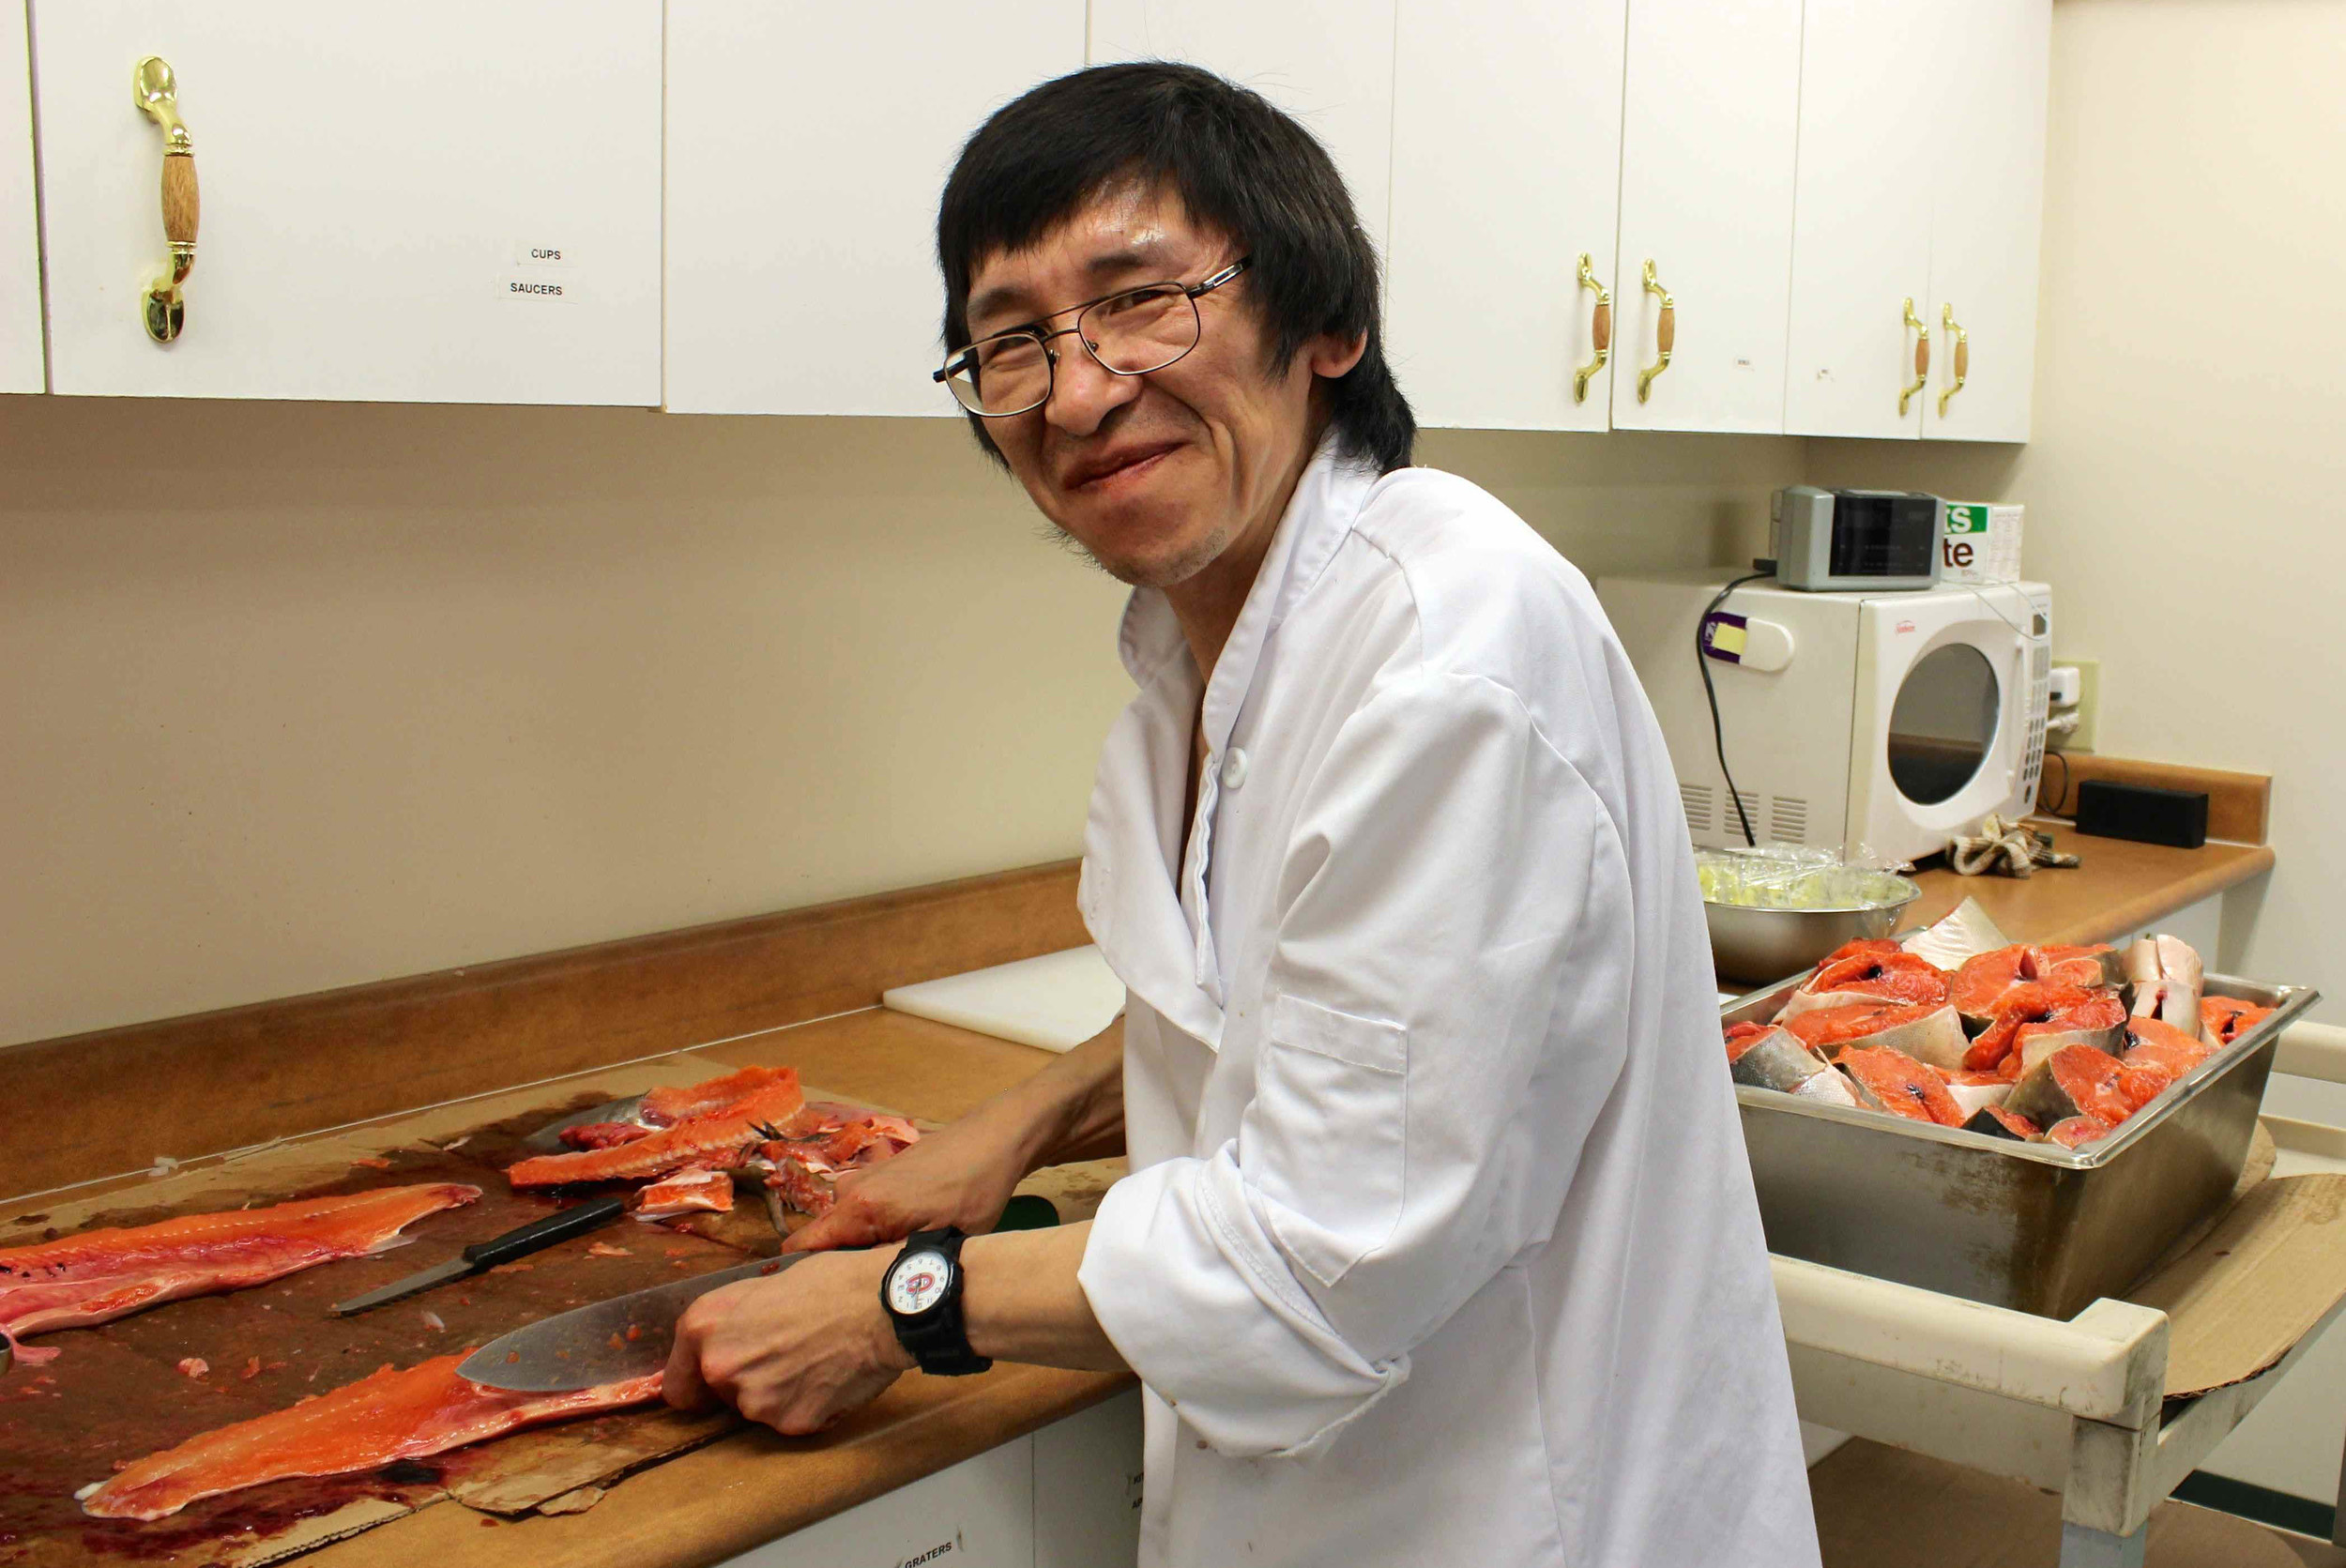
718, 1390, 1142, 1568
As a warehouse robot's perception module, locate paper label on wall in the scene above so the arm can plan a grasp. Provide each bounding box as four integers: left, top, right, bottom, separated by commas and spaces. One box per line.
497, 277, 578, 303
511, 243, 573, 268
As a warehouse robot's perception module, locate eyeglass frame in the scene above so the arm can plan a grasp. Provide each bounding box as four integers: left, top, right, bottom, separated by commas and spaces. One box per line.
933, 256, 1253, 419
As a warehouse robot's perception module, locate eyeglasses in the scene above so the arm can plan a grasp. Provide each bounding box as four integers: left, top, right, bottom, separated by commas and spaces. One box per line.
935, 257, 1251, 418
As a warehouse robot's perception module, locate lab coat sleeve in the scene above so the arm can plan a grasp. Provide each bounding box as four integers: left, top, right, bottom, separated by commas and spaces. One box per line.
1079, 670, 1636, 1459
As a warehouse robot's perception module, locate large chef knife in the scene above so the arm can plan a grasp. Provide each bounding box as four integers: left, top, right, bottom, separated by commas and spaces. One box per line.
456, 1253, 804, 1392
328, 1195, 631, 1317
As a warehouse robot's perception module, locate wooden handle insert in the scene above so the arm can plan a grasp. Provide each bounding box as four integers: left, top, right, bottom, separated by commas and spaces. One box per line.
1592, 299, 1612, 356
1656, 303, 1676, 357
161, 150, 198, 263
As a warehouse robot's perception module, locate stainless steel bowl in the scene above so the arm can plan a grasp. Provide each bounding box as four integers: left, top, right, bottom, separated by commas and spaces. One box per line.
1704, 881, 1921, 987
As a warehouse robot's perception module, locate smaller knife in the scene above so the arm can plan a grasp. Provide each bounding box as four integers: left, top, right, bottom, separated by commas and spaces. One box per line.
328, 1195, 631, 1317
457, 1253, 804, 1392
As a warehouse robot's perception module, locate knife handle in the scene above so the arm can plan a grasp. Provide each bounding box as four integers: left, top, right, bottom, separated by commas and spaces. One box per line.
463, 1195, 628, 1271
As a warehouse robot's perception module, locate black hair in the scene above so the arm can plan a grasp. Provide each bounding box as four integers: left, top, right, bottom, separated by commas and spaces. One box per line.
936, 61, 1414, 475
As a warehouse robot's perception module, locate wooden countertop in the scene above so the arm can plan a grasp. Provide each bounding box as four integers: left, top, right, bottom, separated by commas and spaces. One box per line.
1902, 824, 2274, 948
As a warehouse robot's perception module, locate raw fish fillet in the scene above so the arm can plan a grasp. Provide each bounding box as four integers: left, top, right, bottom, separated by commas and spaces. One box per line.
631, 1165, 736, 1220
1776, 951, 1949, 1019
557, 1120, 652, 1151
1781, 1000, 1967, 1071
639, 1065, 797, 1128
1950, 947, 2030, 1035
0, 1184, 478, 1367
79, 1354, 662, 1521
507, 1071, 804, 1188
2201, 996, 2274, 1049
1837, 1047, 1966, 1126
1961, 984, 2126, 1077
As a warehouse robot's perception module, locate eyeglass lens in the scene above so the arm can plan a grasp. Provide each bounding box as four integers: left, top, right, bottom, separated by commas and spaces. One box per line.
944, 284, 1201, 417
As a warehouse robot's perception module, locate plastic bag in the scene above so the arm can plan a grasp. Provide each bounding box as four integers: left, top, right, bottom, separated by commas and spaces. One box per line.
1694, 843, 1916, 911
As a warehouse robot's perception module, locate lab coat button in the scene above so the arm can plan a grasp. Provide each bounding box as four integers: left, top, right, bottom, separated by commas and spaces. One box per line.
1221, 748, 1250, 789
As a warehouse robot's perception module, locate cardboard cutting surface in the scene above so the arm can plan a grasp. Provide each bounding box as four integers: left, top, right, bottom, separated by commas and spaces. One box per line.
2128, 1173, 2346, 1399
0, 1054, 1120, 1568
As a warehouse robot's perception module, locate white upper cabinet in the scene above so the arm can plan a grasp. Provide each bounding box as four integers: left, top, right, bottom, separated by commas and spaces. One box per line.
1781, 0, 1938, 439
2, 1, 40, 394
664, 2, 1084, 418
1387, 0, 1628, 432
1089, 0, 1397, 262
1922, 0, 2049, 442
1610, 0, 1805, 434
30, 2, 661, 404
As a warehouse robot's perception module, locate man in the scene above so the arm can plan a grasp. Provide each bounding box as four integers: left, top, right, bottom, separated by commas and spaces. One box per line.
667, 63, 1820, 1568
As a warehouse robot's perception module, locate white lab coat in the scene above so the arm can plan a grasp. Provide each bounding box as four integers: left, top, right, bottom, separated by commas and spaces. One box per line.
1074, 438, 1820, 1568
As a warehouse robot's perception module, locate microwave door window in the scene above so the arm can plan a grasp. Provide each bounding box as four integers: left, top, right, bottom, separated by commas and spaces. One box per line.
1887, 645, 2001, 805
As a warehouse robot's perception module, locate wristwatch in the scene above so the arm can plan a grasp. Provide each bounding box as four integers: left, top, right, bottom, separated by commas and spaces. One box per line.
881, 1227, 991, 1376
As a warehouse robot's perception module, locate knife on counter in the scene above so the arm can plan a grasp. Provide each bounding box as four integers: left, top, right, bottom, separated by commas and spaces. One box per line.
328, 1195, 631, 1317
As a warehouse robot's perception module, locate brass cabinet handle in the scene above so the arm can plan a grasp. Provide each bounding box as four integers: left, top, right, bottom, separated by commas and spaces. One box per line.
1636, 258, 1673, 403
1899, 297, 1930, 416
133, 55, 198, 344
1939, 301, 1968, 416
1573, 252, 1611, 404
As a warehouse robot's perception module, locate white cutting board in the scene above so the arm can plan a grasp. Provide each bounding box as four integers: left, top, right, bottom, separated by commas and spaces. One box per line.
882, 945, 1126, 1054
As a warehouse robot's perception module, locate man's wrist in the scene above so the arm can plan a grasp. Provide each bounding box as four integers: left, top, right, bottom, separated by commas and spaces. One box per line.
862, 1244, 919, 1373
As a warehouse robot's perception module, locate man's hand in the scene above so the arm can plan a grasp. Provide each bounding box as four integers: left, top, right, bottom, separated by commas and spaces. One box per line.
781, 1105, 1030, 1254
663, 1247, 914, 1435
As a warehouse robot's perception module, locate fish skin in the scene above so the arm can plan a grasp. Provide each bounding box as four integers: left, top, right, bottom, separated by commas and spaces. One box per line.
1726, 1026, 1837, 1095
80, 1354, 663, 1521
1936, 1069, 2013, 1119
2125, 934, 2204, 1031
1782, 1000, 1968, 1072
2026, 944, 2127, 991
1963, 1105, 2040, 1141
1790, 1069, 1861, 1108
506, 1072, 805, 1189
2008, 1044, 2132, 1129
0, 1185, 479, 1365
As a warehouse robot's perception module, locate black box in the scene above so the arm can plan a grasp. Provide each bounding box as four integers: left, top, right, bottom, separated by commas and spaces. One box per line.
2073, 780, 2210, 849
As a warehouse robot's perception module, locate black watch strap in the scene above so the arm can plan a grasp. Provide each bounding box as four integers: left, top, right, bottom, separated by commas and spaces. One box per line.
885, 1228, 991, 1377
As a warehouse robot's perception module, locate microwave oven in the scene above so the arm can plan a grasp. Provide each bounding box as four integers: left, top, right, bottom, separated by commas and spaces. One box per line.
1594, 571, 2051, 865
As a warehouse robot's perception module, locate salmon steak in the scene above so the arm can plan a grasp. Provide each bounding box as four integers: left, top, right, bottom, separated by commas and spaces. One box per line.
0, 1184, 478, 1367
1836, 1047, 1965, 1126
2201, 996, 2274, 1048
1949, 947, 2031, 1036
1933, 1067, 2014, 1120
1725, 1023, 1858, 1105
1777, 951, 1949, 1020
78, 1353, 663, 1521
2124, 1014, 2215, 1079
2007, 1043, 2133, 1130
2125, 934, 2205, 1033
1963, 1105, 2040, 1141
2044, 1116, 2116, 1150
1961, 983, 2126, 1077
2026, 943, 2127, 990
506, 1069, 805, 1189
1817, 938, 1906, 967
1782, 999, 1967, 1071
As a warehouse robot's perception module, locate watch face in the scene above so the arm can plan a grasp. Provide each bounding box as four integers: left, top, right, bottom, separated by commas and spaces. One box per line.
888, 1251, 951, 1317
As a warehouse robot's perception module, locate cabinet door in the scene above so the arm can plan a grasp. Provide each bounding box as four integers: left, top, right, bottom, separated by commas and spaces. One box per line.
1610, 0, 1803, 434
1034, 1390, 1144, 1568
31, 2, 661, 404
716, 1437, 1034, 1568
1089, 0, 1396, 262
1781, 0, 1939, 439
1386, 0, 1627, 431
664, 2, 1083, 417
1921, 0, 2049, 442
2, 1, 39, 394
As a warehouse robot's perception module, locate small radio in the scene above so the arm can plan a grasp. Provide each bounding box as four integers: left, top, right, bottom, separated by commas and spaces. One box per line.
1769, 486, 1942, 591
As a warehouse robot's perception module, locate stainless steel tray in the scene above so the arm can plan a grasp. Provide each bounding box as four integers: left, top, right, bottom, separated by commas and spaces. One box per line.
1726, 970, 2322, 1318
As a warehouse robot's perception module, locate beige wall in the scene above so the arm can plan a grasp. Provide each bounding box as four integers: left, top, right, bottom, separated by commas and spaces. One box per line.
0, 394, 1797, 1046
1809, 0, 2346, 1012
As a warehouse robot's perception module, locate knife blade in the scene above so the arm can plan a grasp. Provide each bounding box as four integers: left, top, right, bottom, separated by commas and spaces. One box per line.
328, 1194, 630, 1317
456, 1253, 805, 1392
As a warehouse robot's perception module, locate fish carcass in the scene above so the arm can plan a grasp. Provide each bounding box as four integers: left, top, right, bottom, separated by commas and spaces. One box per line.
0, 1184, 478, 1368
506, 1069, 806, 1189
761, 1115, 923, 1219
79, 1354, 662, 1521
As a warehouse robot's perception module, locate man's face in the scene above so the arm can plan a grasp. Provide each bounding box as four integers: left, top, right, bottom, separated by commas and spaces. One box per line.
960, 188, 1338, 590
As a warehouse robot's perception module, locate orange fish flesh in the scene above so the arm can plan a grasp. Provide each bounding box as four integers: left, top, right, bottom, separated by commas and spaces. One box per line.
0, 1184, 478, 1367
2008, 1043, 2132, 1129
1964, 1105, 2041, 1141
2044, 1116, 2116, 1150
2201, 996, 2274, 1048
1962, 983, 2126, 1077
762, 1114, 923, 1218
639, 1065, 797, 1127
1949, 947, 2030, 1035
506, 1070, 804, 1188
2026, 943, 2126, 990
630, 1166, 736, 1220
1777, 951, 1949, 1020
1836, 1047, 1965, 1126
2125, 1014, 2215, 1078
1781, 1000, 1967, 1071
79, 1353, 663, 1520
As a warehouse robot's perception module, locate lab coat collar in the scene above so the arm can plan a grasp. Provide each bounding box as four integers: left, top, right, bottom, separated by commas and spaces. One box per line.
1089, 432, 1379, 1051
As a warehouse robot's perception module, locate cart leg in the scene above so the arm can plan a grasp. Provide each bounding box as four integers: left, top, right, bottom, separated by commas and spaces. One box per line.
2334, 1418, 2346, 1546
2058, 1521, 2146, 1567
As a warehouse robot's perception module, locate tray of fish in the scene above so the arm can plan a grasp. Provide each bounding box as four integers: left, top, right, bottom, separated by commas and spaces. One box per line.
1723, 936, 2320, 1319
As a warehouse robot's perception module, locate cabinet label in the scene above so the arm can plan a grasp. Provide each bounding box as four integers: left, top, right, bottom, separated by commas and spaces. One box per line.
498, 277, 577, 303
512, 242, 573, 268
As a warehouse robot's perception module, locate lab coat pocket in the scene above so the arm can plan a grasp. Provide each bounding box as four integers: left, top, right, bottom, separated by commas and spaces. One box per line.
1250, 993, 1409, 1291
